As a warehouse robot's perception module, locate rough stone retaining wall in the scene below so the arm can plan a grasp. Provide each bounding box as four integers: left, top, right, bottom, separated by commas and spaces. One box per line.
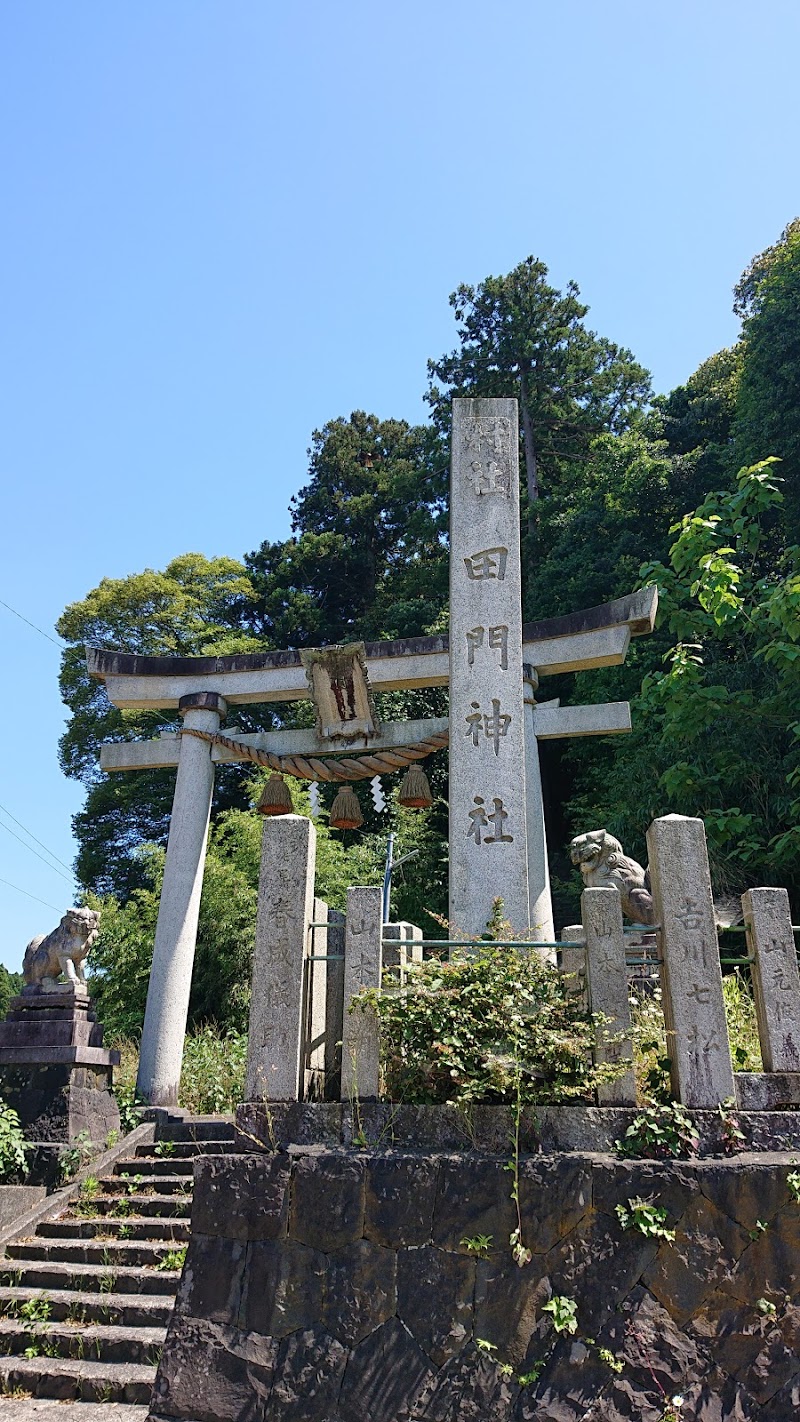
149, 1147, 800, 1421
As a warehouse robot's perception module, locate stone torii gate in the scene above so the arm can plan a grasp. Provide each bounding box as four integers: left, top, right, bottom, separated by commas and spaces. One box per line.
89, 399, 656, 1104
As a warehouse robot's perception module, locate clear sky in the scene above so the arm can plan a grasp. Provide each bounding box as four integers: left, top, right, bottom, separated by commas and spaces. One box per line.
1, 1, 799, 965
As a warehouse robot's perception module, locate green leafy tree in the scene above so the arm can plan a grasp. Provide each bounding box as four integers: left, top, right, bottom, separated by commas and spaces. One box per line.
246, 412, 448, 647
734, 218, 800, 532
426, 256, 651, 518
57, 554, 267, 896
562, 461, 800, 912
656, 346, 742, 495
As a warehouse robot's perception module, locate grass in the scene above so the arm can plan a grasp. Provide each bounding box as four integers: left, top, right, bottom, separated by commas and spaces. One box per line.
630, 972, 762, 1103
110, 1026, 246, 1115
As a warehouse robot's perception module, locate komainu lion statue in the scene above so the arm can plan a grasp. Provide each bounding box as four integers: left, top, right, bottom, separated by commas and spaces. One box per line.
22, 907, 100, 993
569, 829, 655, 925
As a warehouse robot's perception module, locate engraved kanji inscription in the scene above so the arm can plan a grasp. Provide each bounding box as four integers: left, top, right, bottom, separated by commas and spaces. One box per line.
466, 795, 513, 845
675, 898, 704, 933
686, 1025, 723, 1054
464, 547, 508, 581
466, 624, 509, 669
686, 983, 712, 1004
469, 458, 510, 498
465, 699, 512, 756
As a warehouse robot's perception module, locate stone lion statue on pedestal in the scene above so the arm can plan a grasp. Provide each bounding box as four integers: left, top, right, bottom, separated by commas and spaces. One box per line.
22, 907, 100, 993
569, 829, 655, 925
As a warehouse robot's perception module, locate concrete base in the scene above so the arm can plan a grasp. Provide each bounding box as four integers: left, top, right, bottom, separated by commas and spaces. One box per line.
735, 1070, 800, 1111
0, 992, 120, 1146
235, 1099, 800, 1157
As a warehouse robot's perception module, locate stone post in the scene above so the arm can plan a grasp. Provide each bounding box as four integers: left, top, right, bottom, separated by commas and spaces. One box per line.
303, 897, 332, 1099
449, 397, 530, 936
742, 888, 800, 1072
340, 886, 382, 1102
646, 814, 735, 1107
137, 692, 226, 1106
382, 922, 423, 987
324, 908, 345, 1097
582, 887, 635, 1105
523, 666, 555, 955
245, 815, 317, 1102
559, 924, 586, 1012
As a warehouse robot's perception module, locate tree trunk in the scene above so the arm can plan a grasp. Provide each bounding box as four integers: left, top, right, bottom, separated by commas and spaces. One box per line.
518, 369, 539, 529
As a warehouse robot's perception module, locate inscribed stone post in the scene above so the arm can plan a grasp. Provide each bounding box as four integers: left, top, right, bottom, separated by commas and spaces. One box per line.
742, 888, 800, 1072
245, 815, 316, 1102
582, 887, 635, 1105
646, 814, 734, 1107
449, 397, 529, 936
340, 886, 382, 1101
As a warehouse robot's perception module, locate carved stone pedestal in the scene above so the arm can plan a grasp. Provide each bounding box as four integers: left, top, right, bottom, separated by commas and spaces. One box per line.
0, 991, 120, 1149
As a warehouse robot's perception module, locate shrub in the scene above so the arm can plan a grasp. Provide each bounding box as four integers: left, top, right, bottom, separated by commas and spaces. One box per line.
359, 942, 625, 1105
0, 1102, 28, 1182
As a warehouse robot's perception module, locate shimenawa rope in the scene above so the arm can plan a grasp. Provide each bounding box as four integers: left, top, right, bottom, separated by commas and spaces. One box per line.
180, 726, 448, 782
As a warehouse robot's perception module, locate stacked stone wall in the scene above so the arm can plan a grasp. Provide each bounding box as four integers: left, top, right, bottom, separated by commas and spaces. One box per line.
150, 1146, 800, 1421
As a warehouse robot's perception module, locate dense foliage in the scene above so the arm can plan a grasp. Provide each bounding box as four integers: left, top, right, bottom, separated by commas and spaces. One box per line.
360, 941, 623, 1106
47, 221, 800, 1039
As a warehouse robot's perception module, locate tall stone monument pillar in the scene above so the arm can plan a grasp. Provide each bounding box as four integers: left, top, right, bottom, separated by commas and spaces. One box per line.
449, 398, 530, 937
137, 692, 226, 1106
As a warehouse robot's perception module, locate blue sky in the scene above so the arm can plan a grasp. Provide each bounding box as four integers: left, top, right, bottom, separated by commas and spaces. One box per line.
1, 1, 799, 965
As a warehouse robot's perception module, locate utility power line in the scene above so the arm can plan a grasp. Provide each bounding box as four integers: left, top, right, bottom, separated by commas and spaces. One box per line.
0, 820, 73, 882
0, 802, 74, 873
0, 597, 63, 648
0, 876, 60, 913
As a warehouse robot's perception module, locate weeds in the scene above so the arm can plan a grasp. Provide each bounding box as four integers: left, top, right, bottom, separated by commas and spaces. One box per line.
541, 1295, 578, 1335
615, 1196, 676, 1242
59, 1130, 93, 1183
616, 1103, 699, 1160
718, 1097, 746, 1154
157, 1246, 187, 1273
460, 1234, 493, 1258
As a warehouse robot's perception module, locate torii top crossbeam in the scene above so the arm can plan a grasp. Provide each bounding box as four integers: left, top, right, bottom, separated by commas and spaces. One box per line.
87, 586, 656, 708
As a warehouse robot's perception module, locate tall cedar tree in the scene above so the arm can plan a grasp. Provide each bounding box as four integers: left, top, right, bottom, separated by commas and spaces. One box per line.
426, 256, 651, 525
245, 412, 448, 646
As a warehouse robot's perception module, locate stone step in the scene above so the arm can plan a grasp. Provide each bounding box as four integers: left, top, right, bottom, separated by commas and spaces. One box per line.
111, 1159, 195, 1178
155, 1116, 234, 1142
0, 1355, 154, 1404
0, 1287, 173, 1329
100, 1176, 193, 1197
0, 1404, 148, 1422
0, 1260, 179, 1295
87, 1195, 191, 1219
7, 1239, 186, 1270
133, 1140, 237, 1159
40, 1220, 190, 1244
0, 1318, 165, 1367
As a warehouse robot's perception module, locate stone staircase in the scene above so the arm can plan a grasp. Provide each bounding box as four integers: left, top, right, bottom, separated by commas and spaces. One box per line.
0, 1116, 234, 1416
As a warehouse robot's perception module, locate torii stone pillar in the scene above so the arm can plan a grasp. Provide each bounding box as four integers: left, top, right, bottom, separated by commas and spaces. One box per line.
136, 692, 226, 1105
524, 667, 555, 949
